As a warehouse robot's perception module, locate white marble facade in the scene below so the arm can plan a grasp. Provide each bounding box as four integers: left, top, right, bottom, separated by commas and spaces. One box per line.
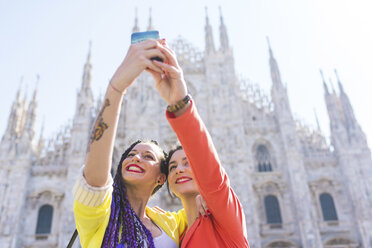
1, 11, 372, 248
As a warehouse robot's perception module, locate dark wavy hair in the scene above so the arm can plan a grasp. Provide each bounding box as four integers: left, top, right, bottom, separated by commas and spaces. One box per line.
102, 140, 167, 248
165, 145, 184, 199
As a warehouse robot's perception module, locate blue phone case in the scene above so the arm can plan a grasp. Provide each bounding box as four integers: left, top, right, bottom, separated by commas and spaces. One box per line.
130, 30, 163, 62
131, 30, 160, 44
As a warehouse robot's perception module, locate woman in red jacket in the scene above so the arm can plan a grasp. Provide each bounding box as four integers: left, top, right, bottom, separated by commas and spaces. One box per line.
148, 42, 250, 247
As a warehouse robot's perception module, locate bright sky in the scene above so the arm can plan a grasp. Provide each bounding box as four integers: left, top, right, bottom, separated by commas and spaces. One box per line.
1, 0, 371, 148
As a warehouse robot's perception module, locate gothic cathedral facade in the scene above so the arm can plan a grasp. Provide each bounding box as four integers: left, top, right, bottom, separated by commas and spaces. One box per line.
1, 11, 372, 248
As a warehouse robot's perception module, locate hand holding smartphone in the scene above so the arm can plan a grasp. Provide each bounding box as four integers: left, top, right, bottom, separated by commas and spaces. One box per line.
131, 30, 164, 62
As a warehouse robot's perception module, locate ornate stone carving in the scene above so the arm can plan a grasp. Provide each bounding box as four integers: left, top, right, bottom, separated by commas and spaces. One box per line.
0, 18, 370, 248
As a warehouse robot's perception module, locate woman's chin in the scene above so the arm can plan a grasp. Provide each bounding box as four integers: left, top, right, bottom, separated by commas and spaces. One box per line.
173, 187, 200, 199
123, 173, 147, 184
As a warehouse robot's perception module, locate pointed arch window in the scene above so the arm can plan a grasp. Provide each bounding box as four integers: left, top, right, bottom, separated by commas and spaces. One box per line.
36, 204, 53, 234
320, 193, 338, 221
264, 195, 282, 225
256, 145, 273, 172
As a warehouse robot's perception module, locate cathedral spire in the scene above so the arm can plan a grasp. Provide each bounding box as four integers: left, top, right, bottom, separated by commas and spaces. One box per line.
267, 37, 283, 87
23, 83, 28, 103
132, 8, 140, 33
72, 42, 94, 124
334, 69, 344, 94
325, 69, 367, 149
204, 7, 215, 55
268, 37, 293, 120
2, 78, 24, 141
71, 42, 95, 153
82, 42, 92, 91
313, 108, 321, 131
329, 77, 336, 95
323, 71, 345, 135
22, 75, 39, 141
37, 118, 45, 155
335, 69, 357, 130
147, 8, 154, 31
219, 6, 229, 52
87, 41, 91, 64
320, 69, 329, 95
15, 76, 23, 102
19, 83, 28, 135
33, 74, 40, 102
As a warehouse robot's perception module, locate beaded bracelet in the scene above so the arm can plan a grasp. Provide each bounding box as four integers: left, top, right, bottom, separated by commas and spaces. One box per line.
167, 94, 191, 113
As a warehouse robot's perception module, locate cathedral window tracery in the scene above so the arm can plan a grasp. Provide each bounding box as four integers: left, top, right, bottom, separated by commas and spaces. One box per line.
319, 193, 338, 221
35, 204, 53, 238
0, 13, 370, 248
264, 195, 282, 227
256, 145, 273, 172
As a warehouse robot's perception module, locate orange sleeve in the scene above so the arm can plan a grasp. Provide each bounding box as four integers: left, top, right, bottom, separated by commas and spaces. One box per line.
166, 100, 248, 243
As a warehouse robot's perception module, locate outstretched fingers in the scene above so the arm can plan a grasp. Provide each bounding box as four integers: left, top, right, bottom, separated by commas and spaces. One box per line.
157, 45, 178, 67
152, 60, 179, 76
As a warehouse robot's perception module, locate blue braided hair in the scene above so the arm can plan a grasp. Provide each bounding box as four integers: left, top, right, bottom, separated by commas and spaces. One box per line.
102, 140, 168, 248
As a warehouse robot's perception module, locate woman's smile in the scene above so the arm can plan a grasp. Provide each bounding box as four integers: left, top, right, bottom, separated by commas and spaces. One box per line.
175, 176, 192, 184
126, 164, 145, 173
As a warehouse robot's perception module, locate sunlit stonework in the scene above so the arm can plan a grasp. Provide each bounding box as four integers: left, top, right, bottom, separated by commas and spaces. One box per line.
1, 10, 372, 248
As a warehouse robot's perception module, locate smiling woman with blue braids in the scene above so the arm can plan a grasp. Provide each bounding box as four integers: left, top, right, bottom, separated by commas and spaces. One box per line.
72, 39, 190, 248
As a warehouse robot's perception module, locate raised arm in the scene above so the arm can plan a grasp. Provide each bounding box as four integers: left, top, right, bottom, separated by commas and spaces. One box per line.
83, 40, 165, 187
149, 44, 248, 246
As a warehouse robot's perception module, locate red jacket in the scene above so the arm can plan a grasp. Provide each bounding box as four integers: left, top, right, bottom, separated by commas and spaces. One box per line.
167, 100, 249, 248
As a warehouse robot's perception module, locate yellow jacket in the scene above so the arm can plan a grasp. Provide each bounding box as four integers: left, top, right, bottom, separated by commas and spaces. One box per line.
73, 175, 187, 248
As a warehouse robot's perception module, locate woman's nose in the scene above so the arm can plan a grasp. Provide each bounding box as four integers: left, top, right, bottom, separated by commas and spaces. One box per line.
132, 154, 141, 162
175, 164, 184, 174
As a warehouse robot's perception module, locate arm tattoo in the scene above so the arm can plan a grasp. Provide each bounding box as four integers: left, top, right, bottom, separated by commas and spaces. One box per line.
87, 99, 110, 152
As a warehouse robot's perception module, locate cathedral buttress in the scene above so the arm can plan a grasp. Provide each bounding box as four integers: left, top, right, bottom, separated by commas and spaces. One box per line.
70, 43, 94, 155
322, 70, 344, 134
62, 43, 96, 245
323, 69, 372, 247
268, 38, 293, 122
268, 40, 323, 247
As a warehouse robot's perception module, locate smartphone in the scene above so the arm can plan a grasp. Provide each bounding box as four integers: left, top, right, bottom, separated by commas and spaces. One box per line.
131, 30, 163, 62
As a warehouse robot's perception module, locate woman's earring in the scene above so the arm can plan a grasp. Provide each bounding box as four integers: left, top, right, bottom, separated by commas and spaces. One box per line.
157, 180, 160, 184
